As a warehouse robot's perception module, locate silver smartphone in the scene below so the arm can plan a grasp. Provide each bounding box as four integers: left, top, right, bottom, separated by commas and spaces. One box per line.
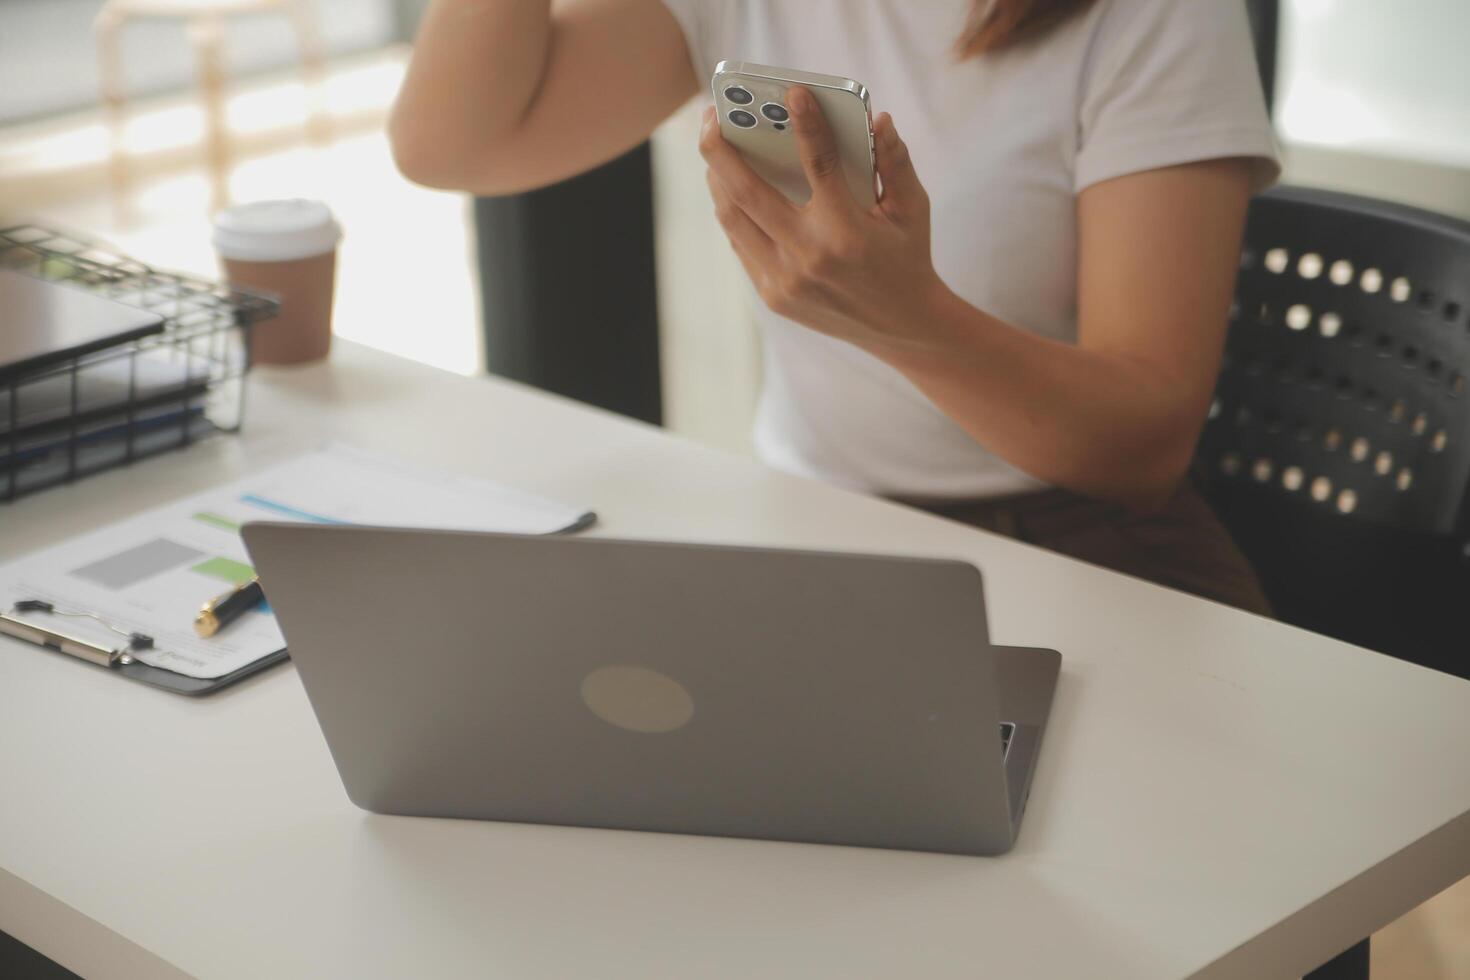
711, 61, 877, 209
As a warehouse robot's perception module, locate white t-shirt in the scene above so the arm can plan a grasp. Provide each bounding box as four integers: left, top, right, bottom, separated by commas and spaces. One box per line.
660, 0, 1280, 498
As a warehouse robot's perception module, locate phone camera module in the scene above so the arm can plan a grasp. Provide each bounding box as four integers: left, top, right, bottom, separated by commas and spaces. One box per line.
760, 103, 789, 123
727, 109, 758, 129
723, 86, 754, 106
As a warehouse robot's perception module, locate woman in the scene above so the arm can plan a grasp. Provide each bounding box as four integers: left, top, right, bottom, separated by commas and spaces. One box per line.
390, 0, 1279, 613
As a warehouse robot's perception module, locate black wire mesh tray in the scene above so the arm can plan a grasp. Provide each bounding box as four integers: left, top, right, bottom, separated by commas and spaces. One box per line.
1, 225, 278, 501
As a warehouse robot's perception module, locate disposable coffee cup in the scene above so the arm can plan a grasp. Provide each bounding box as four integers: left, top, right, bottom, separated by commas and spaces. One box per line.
213, 199, 342, 365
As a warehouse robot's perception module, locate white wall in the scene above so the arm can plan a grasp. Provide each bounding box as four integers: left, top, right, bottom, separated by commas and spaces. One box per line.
1278, 0, 1470, 170
1277, 0, 1470, 218
651, 99, 763, 456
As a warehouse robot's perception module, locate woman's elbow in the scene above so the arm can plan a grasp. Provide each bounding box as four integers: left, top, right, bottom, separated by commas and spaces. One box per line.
388, 121, 536, 195
386, 97, 506, 191
1052, 422, 1199, 514
1117, 432, 1201, 514
387, 111, 463, 190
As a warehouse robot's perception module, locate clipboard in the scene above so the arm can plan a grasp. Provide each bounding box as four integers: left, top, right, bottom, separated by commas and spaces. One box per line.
0, 599, 288, 696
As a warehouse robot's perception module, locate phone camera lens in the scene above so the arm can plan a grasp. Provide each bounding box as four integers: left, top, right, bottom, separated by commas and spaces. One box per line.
760, 103, 789, 123
723, 86, 753, 105
727, 109, 758, 129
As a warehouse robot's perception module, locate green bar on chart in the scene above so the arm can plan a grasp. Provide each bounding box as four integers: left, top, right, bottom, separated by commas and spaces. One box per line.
193, 511, 241, 532
191, 556, 256, 586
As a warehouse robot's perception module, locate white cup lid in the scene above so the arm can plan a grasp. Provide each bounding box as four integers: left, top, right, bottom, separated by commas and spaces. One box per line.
212, 199, 342, 262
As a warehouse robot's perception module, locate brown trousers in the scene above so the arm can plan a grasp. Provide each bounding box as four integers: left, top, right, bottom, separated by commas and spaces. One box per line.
908, 477, 1273, 617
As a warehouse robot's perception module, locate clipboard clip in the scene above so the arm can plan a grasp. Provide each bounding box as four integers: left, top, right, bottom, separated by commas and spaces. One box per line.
0, 599, 155, 668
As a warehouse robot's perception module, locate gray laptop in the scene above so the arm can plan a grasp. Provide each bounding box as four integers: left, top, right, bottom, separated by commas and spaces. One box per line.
242, 525, 1061, 856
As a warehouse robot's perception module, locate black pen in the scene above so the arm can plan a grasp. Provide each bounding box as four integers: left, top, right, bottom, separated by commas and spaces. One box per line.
194, 576, 265, 638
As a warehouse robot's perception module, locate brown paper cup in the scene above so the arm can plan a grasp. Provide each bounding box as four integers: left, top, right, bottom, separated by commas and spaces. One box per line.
213, 199, 342, 366
223, 250, 337, 365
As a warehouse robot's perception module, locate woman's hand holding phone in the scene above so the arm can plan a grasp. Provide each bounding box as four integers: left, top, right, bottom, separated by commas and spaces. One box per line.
699, 87, 953, 359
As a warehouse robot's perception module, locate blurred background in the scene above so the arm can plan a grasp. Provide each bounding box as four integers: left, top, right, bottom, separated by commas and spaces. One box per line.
0, 2, 1466, 975
0, 0, 759, 448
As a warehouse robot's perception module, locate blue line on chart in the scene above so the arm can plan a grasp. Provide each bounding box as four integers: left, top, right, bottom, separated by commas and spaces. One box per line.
239, 494, 350, 525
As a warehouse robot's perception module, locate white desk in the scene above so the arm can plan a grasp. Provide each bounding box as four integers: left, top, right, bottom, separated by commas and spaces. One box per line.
3, 342, 1469, 979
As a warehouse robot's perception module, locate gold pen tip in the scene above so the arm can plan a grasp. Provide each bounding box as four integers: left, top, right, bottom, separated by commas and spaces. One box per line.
194, 609, 219, 638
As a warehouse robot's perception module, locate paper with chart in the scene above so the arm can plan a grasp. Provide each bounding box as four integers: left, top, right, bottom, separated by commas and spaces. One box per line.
0, 444, 594, 679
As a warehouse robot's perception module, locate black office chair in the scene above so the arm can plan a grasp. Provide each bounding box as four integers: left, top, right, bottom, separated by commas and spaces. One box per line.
1198, 186, 1470, 979
1199, 185, 1470, 677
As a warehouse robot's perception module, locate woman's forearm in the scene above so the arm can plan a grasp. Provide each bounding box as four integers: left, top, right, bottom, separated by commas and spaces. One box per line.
871, 284, 1210, 509
388, 0, 553, 186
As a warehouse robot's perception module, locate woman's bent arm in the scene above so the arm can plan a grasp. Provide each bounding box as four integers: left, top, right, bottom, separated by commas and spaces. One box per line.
389, 0, 698, 194
699, 97, 1253, 510
881, 160, 1253, 509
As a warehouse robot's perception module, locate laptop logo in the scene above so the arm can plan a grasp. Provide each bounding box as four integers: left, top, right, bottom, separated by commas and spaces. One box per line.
580, 665, 695, 734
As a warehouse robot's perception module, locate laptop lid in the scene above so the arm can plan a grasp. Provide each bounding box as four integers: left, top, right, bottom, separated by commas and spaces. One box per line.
243, 524, 1033, 855
0, 270, 166, 383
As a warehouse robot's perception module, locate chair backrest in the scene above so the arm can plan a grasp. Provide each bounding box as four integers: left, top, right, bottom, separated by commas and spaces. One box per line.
1198, 185, 1470, 537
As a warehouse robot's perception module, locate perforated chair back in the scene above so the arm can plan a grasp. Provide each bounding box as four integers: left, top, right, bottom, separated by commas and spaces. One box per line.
1198, 185, 1470, 537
